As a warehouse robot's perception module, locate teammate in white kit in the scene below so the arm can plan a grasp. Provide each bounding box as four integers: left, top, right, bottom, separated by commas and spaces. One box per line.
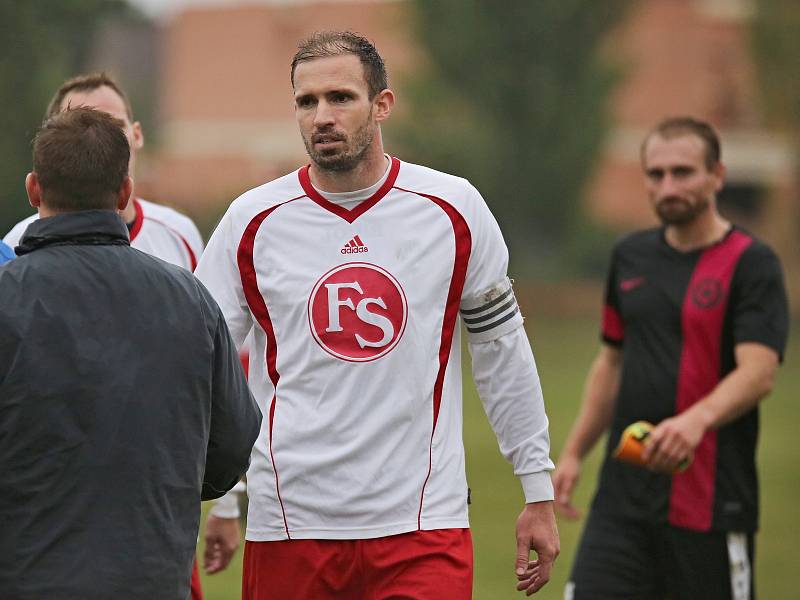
3, 73, 206, 600
3, 74, 203, 272
196, 32, 559, 598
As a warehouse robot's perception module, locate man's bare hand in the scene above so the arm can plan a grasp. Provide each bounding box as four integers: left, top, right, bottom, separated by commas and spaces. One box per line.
643, 411, 705, 473
552, 455, 582, 520
515, 501, 560, 595
203, 515, 241, 574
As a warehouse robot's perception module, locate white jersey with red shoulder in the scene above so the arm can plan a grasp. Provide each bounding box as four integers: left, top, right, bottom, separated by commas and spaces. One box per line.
195, 157, 553, 541
3, 198, 203, 271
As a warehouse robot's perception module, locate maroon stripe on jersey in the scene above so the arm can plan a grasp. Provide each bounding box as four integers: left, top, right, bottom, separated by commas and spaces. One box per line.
669, 230, 752, 532
238, 197, 303, 539
395, 185, 472, 529
602, 304, 624, 343
299, 156, 401, 223
129, 198, 144, 241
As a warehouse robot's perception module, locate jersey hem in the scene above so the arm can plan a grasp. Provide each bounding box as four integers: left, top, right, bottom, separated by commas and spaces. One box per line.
245, 518, 470, 541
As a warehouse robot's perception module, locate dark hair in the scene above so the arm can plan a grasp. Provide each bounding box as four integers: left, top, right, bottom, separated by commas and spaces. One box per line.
45, 72, 134, 121
641, 116, 721, 169
291, 31, 388, 99
32, 108, 130, 212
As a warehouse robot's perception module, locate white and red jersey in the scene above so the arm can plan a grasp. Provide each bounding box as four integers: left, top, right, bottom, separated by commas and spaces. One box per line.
196, 157, 553, 541
4, 198, 203, 271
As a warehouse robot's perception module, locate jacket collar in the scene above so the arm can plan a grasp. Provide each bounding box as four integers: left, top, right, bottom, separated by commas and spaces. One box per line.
15, 210, 130, 256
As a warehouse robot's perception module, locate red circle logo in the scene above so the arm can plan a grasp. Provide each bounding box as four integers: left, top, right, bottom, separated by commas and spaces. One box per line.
308, 262, 408, 362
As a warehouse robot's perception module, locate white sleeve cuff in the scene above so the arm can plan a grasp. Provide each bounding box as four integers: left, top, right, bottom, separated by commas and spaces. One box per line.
209, 483, 245, 519
520, 471, 554, 504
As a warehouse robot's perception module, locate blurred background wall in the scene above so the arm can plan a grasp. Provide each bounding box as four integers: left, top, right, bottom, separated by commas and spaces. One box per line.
1, 0, 797, 311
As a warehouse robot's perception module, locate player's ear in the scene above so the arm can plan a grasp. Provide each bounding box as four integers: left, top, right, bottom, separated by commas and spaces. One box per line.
131, 121, 144, 151
712, 161, 726, 193
25, 172, 42, 209
373, 88, 395, 123
117, 176, 133, 211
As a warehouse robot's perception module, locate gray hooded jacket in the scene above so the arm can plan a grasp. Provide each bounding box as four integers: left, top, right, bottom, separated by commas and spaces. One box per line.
0, 211, 261, 600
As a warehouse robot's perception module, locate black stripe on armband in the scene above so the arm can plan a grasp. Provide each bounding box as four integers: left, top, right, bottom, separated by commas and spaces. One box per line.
461, 297, 517, 325
465, 306, 520, 334
459, 287, 513, 315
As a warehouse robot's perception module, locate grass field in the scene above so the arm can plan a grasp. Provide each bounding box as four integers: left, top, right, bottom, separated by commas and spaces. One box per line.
198, 315, 799, 599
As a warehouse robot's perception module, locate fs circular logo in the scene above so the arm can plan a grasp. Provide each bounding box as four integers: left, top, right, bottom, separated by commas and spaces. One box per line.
691, 278, 723, 309
308, 262, 408, 362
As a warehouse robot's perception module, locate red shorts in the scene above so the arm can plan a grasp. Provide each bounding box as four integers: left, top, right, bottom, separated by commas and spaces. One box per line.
242, 528, 473, 600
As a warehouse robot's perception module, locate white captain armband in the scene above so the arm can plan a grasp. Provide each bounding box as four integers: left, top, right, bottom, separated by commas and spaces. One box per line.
460, 277, 524, 343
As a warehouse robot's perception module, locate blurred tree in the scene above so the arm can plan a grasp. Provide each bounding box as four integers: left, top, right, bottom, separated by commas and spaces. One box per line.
0, 0, 134, 234
393, 0, 630, 276
751, 1, 800, 278
751, 1, 800, 134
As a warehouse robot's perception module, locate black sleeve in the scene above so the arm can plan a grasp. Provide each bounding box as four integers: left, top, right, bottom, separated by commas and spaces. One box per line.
202, 306, 262, 501
730, 242, 789, 361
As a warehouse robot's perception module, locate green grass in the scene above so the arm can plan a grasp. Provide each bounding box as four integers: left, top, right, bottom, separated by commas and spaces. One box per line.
197, 316, 799, 599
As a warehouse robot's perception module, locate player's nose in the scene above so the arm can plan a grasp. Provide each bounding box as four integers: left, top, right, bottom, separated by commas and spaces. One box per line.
659, 173, 681, 196
313, 100, 336, 128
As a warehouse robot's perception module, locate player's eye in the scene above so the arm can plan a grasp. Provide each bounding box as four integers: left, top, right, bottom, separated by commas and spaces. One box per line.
331, 93, 351, 103
296, 96, 316, 109
672, 167, 694, 178
646, 169, 664, 181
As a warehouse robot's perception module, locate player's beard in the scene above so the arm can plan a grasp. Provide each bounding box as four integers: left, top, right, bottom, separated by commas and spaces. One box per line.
304, 110, 375, 173
655, 194, 710, 225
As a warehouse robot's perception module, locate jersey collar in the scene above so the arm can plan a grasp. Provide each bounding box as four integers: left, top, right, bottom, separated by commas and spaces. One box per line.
298, 156, 400, 224
128, 198, 144, 241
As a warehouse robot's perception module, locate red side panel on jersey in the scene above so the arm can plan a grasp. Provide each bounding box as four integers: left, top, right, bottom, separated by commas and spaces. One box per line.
602, 304, 624, 343
299, 157, 400, 223
237, 197, 303, 539
394, 186, 471, 528
669, 230, 752, 531
129, 198, 144, 241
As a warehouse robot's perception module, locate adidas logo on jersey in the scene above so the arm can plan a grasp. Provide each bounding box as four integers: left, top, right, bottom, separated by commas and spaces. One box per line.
341, 235, 368, 254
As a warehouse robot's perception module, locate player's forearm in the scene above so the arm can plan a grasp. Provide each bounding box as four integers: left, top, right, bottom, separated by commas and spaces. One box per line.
469, 326, 555, 501
560, 346, 621, 461
685, 344, 778, 431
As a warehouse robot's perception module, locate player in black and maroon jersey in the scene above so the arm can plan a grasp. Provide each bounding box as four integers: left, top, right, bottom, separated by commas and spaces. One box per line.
553, 117, 788, 600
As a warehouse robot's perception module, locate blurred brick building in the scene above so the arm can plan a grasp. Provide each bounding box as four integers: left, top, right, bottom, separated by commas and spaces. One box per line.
587, 0, 798, 293
126, 0, 796, 295
139, 0, 416, 216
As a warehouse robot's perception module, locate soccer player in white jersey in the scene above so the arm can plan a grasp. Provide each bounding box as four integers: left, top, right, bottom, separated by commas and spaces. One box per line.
3, 73, 203, 271
2, 73, 206, 600
196, 31, 559, 598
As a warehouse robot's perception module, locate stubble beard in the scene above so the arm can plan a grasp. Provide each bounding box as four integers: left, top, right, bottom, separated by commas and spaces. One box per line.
304, 112, 375, 173
655, 195, 710, 226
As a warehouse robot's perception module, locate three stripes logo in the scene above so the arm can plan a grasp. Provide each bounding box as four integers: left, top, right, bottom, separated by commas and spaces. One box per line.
341, 235, 369, 255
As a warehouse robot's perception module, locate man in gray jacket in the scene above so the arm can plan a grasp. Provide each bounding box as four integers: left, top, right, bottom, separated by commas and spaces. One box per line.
0, 107, 261, 599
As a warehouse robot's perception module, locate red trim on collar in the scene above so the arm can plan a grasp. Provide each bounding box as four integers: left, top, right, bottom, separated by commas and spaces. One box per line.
128, 198, 144, 241
298, 156, 400, 223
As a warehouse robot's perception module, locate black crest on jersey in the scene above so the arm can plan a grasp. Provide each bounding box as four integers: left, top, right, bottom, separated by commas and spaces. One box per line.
691, 278, 723, 309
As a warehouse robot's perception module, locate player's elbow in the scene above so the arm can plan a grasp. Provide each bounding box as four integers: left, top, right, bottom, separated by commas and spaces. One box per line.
754, 367, 776, 401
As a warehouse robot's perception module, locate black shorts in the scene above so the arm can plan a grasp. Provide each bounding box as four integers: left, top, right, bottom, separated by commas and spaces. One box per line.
566, 511, 755, 600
